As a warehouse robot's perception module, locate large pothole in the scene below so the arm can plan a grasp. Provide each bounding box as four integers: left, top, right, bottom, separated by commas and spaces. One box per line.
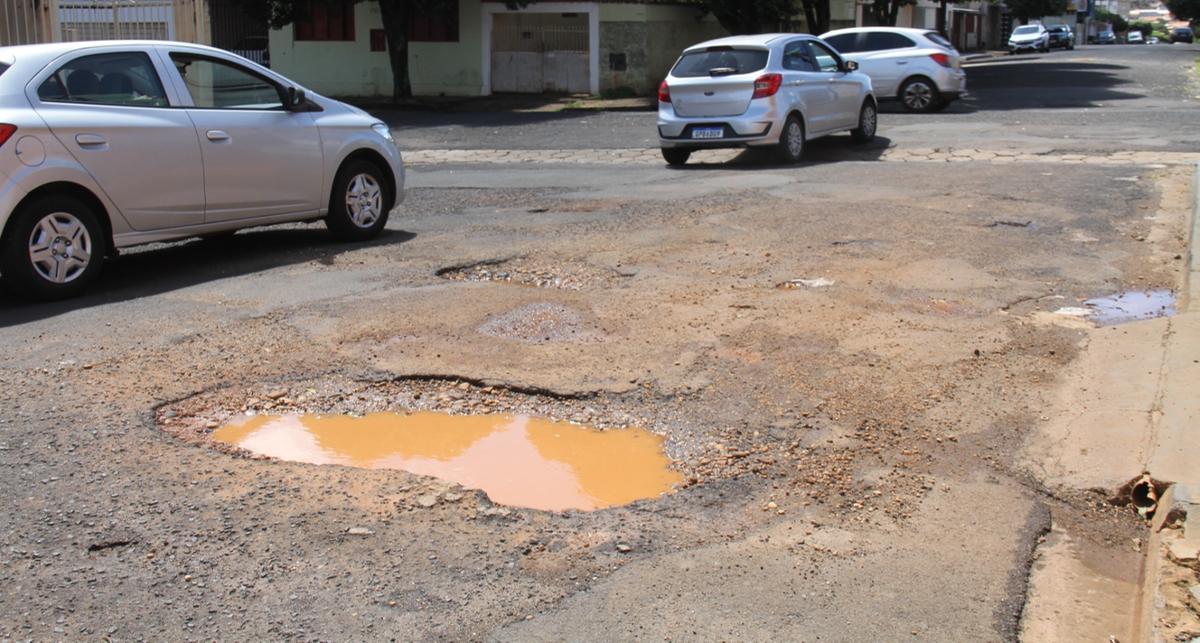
211, 411, 681, 511
159, 376, 692, 512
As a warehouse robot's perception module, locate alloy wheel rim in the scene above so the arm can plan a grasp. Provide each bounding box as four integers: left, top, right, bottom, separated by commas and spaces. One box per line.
28, 212, 92, 284
787, 121, 804, 156
862, 105, 877, 136
904, 82, 933, 109
345, 173, 383, 228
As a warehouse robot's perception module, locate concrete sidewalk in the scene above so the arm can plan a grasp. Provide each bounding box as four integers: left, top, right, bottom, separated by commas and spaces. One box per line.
1139, 163, 1200, 642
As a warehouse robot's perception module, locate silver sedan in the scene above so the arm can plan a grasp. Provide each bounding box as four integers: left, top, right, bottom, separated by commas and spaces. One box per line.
0, 40, 404, 300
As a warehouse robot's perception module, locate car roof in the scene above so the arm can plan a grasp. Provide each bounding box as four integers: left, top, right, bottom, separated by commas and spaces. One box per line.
682, 33, 809, 51
821, 27, 937, 37
0, 40, 233, 69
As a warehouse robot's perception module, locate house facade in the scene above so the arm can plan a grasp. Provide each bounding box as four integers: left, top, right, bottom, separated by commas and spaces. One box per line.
267, 0, 738, 98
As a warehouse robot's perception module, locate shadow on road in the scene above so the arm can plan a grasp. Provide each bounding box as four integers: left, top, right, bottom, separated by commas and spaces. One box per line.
879, 60, 1140, 113
667, 135, 894, 169
0, 226, 416, 326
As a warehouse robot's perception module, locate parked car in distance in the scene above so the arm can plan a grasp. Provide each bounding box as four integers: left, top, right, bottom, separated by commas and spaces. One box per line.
1126, 31, 1145, 44
0, 40, 405, 300
819, 27, 966, 113
657, 34, 878, 167
1098, 30, 1117, 44
1147, 36, 1160, 44
1008, 24, 1050, 53
1170, 27, 1194, 43
1046, 24, 1075, 49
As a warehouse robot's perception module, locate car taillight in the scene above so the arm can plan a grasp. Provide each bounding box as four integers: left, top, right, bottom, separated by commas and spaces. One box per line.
0, 124, 15, 148
658, 80, 671, 103
929, 53, 952, 67
752, 73, 782, 99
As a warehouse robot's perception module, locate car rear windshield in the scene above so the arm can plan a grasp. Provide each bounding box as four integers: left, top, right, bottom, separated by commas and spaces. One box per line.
1012, 26, 1040, 35
672, 47, 768, 77
922, 32, 955, 49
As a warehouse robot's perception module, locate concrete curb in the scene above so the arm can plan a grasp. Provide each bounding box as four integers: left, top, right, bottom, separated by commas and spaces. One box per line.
1188, 162, 1200, 311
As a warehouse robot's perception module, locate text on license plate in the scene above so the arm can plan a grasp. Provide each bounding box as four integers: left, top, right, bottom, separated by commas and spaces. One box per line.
691, 127, 724, 139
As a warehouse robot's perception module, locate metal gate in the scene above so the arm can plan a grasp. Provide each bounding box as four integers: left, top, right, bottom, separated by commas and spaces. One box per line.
1, 0, 45, 46
491, 13, 590, 94
57, 0, 175, 41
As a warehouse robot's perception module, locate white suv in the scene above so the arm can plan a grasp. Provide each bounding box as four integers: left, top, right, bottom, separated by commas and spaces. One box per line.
820, 27, 966, 113
1008, 24, 1050, 54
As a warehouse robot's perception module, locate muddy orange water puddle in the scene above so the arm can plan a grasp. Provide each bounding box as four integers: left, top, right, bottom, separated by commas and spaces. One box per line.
212, 412, 682, 511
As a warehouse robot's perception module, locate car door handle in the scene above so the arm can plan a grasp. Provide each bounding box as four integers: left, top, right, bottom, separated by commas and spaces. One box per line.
206, 130, 230, 142
897, 61, 908, 65
75, 134, 107, 147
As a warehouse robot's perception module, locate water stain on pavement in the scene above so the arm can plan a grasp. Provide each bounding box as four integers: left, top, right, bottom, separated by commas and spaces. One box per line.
212, 412, 681, 511
1084, 290, 1176, 325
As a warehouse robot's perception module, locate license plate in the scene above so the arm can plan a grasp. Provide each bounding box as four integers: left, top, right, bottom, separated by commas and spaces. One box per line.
691, 127, 724, 139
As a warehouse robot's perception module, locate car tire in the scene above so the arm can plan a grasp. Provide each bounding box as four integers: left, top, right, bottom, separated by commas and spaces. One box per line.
661, 148, 691, 166
775, 114, 805, 163
325, 159, 391, 242
850, 101, 877, 143
0, 193, 107, 301
898, 77, 941, 113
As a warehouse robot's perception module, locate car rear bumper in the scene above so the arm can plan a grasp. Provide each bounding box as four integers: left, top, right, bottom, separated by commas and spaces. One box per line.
657, 102, 782, 149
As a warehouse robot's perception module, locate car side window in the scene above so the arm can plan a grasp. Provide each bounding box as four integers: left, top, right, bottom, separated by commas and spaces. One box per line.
823, 33, 863, 53
865, 32, 917, 50
806, 41, 842, 73
782, 41, 817, 71
37, 52, 169, 108
169, 53, 283, 110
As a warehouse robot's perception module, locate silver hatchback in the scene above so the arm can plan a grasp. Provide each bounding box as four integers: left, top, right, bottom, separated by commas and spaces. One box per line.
657, 34, 877, 166
0, 40, 405, 300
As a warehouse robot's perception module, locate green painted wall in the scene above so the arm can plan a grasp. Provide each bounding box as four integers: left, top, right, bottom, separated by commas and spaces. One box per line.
269, 0, 484, 97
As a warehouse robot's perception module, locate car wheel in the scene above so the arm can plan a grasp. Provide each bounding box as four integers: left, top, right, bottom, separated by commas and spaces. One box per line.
325, 159, 391, 242
0, 194, 107, 301
775, 114, 805, 163
898, 77, 941, 113
850, 101, 877, 143
661, 148, 691, 166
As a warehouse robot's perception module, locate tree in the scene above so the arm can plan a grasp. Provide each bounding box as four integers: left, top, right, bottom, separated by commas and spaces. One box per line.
1005, 0, 1070, 23
1127, 19, 1156, 35
1165, 0, 1200, 22
866, 0, 917, 26
693, 0, 831, 35
245, 0, 527, 100
1094, 8, 1129, 30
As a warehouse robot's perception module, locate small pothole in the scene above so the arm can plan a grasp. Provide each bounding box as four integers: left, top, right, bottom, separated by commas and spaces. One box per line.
1054, 289, 1176, 325
437, 256, 630, 290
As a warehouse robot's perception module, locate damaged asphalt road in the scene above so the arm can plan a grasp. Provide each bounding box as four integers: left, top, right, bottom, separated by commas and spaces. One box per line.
1, 46, 1196, 640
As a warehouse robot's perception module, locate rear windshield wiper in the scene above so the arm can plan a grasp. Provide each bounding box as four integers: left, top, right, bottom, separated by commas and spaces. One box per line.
708, 67, 737, 76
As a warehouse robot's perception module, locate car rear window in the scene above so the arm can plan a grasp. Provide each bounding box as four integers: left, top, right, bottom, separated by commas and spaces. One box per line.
865, 32, 917, 50
823, 33, 862, 53
672, 47, 768, 77
924, 32, 954, 48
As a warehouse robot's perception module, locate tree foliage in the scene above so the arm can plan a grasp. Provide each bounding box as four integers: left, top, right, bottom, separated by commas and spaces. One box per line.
1005, 0, 1070, 23
694, 0, 830, 35
1165, 0, 1200, 22
866, 0, 917, 27
1094, 8, 1129, 30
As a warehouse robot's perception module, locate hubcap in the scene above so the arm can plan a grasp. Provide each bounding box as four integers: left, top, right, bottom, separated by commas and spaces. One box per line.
861, 105, 877, 136
904, 82, 933, 110
28, 212, 91, 284
786, 121, 804, 156
345, 173, 383, 228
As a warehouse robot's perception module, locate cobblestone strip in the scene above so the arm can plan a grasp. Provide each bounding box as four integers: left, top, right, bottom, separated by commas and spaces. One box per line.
404, 148, 1200, 167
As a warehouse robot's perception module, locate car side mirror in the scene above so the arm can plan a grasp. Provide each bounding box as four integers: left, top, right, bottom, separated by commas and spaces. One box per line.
844, 60, 859, 72
286, 86, 307, 111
